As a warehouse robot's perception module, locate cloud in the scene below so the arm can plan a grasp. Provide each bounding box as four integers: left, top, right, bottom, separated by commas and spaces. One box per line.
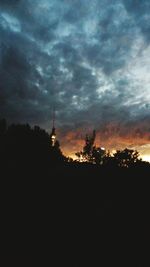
123, 0, 150, 41
0, 0, 150, 155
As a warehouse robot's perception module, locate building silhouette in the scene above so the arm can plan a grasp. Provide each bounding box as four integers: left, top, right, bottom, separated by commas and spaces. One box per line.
50, 109, 56, 146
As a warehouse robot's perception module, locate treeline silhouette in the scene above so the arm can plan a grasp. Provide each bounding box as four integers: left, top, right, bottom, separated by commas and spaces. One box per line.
75, 129, 150, 168
0, 119, 150, 177
0, 119, 65, 170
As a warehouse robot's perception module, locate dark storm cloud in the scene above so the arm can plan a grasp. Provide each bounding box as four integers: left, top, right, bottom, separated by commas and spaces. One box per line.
0, 0, 150, 151
0, 0, 21, 7
123, 0, 150, 41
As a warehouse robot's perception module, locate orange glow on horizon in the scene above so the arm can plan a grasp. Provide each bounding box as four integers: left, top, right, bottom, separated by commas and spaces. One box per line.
62, 143, 150, 163
141, 155, 150, 163
57, 124, 150, 162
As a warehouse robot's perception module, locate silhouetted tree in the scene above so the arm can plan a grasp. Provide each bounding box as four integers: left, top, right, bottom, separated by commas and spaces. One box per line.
76, 130, 107, 164
103, 151, 116, 167
92, 146, 106, 164
76, 130, 96, 162
113, 148, 141, 168
0, 121, 66, 167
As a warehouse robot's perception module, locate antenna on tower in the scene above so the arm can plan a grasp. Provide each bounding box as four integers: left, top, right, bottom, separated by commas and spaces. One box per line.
52, 107, 55, 129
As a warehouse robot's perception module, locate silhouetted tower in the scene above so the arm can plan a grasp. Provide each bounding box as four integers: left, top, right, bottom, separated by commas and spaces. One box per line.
50, 109, 56, 146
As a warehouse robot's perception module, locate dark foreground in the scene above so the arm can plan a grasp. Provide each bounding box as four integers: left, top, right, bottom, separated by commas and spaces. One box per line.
1, 160, 150, 266
0, 121, 150, 265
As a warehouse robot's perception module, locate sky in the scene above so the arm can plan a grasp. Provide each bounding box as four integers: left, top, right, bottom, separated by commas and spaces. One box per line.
0, 0, 150, 160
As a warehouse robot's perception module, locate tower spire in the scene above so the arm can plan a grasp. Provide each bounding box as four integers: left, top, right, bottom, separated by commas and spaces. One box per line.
52, 107, 55, 129
50, 107, 56, 146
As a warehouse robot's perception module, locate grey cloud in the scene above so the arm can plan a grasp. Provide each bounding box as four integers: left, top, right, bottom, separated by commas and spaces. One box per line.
0, 0, 21, 7
123, 0, 150, 41
0, 0, 150, 150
